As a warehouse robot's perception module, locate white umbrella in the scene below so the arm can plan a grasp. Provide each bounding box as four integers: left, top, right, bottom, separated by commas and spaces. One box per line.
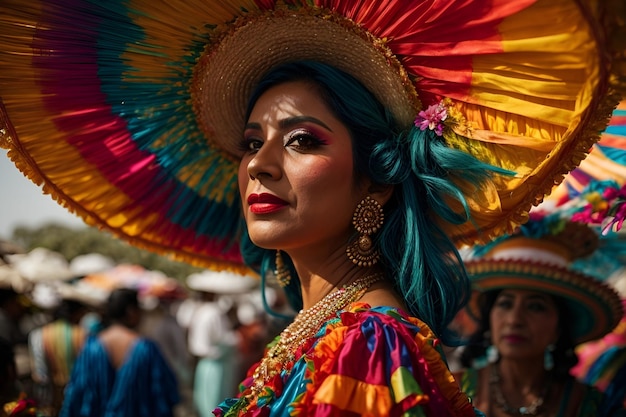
69, 253, 115, 276
186, 270, 258, 294
6, 247, 75, 282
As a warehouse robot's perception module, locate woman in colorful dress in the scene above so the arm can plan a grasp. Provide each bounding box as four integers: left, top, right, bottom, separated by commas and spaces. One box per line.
456, 216, 625, 417
0, 1, 625, 416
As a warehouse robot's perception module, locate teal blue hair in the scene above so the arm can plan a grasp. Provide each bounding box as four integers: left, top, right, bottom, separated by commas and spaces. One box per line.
240, 61, 507, 343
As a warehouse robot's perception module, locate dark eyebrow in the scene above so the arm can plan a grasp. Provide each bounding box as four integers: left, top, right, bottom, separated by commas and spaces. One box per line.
244, 116, 333, 132
279, 116, 333, 132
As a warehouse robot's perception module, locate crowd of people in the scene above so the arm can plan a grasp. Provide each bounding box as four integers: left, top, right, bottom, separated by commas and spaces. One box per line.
2, 221, 625, 417
0, 252, 289, 417
1, 0, 626, 416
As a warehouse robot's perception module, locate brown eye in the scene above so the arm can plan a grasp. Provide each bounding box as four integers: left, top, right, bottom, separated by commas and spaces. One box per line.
238, 137, 263, 153
285, 130, 324, 150
527, 301, 548, 312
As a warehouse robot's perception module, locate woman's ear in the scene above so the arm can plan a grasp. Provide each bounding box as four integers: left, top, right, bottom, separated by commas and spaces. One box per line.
368, 183, 394, 206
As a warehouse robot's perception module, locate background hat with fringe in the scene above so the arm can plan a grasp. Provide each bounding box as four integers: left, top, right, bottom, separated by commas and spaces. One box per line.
0, 0, 625, 272
464, 212, 624, 344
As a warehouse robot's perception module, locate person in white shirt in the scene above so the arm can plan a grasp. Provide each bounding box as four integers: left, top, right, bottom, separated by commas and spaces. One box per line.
185, 271, 257, 417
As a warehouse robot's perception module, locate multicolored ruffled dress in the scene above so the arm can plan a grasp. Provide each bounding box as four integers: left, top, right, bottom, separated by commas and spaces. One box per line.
215, 303, 480, 417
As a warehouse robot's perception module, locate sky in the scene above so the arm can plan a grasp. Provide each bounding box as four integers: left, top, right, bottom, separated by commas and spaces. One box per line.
0, 150, 86, 240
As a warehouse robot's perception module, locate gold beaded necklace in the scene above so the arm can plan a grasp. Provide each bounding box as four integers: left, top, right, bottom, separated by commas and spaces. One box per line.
248, 272, 384, 397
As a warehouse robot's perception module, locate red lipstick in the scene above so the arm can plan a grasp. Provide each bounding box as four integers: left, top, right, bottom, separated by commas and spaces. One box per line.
502, 334, 527, 344
247, 193, 288, 214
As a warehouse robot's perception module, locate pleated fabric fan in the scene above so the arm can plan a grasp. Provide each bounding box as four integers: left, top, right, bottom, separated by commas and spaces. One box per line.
1, 0, 625, 271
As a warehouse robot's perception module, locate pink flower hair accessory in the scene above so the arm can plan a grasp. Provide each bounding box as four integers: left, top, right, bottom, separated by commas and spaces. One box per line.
414, 101, 448, 136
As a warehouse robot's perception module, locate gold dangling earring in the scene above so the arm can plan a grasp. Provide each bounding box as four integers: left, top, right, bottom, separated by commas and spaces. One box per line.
274, 250, 292, 287
346, 196, 384, 267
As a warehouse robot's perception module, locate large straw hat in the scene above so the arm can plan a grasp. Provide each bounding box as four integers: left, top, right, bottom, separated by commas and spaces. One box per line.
465, 218, 624, 344
0, 1, 625, 271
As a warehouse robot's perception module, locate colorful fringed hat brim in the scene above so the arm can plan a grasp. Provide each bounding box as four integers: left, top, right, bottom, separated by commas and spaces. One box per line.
0, 0, 625, 270
547, 101, 626, 204
465, 259, 624, 344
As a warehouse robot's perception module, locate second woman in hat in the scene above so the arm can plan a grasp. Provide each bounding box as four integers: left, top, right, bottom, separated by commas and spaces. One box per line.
456, 217, 624, 417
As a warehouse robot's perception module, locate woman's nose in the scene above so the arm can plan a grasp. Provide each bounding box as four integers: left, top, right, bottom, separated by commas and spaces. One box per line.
506, 304, 526, 326
247, 141, 282, 181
